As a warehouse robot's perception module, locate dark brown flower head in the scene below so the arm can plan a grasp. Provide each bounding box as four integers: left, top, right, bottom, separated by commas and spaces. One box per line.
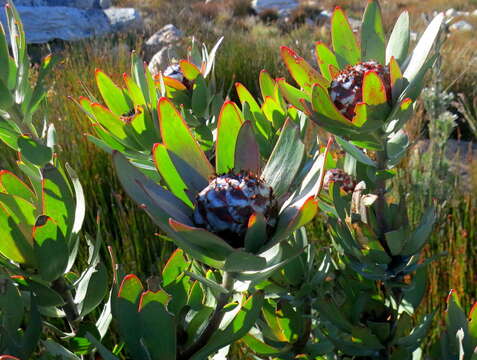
329, 61, 391, 120
323, 168, 356, 194
193, 171, 277, 248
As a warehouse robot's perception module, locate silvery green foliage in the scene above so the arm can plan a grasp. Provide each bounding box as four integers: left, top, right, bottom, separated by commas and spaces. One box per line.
0, 2, 108, 358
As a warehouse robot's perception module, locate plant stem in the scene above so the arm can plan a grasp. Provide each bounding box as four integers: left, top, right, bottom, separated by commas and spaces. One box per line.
376, 147, 389, 250
52, 277, 79, 333
178, 271, 234, 360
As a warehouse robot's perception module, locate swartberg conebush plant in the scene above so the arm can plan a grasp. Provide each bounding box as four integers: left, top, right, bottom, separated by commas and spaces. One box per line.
0, 0, 474, 359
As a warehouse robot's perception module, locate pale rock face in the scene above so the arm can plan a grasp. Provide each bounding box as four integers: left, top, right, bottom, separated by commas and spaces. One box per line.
445, 8, 457, 17
1, 0, 103, 8
0, 4, 142, 43
449, 20, 473, 32
252, 0, 299, 15
148, 46, 179, 77
144, 24, 183, 60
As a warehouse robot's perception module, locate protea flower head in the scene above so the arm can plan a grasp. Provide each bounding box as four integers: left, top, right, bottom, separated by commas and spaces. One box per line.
323, 168, 356, 194
113, 98, 325, 279
193, 171, 277, 248
330, 61, 391, 120
278, 1, 444, 146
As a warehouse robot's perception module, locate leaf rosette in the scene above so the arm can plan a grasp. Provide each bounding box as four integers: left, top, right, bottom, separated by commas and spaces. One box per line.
113, 97, 326, 282
279, 1, 444, 149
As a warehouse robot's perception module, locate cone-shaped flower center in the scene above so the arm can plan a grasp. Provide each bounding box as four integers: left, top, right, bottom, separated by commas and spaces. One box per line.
193, 172, 277, 248
329, 61, 391, 120
323, 168, 356, 194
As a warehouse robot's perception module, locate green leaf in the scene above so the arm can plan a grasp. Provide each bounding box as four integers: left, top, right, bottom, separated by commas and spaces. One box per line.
204, 36, 224, 78
95, 69, 131, 116
152, 143, 193, 207
363, 70, 389, 106
335, 136, 376, 167
386, 11, 410, 65
385, 97, 414, 134
384, 228, 406, 256
0, 120, 20, 150
262, 96, 286, 130
158, 97, 214, 182
468, 302, 477, 339
41, 163, 75, 239
311, 83, 355, 125
331, 6, 361, 67
180, 60, 201, 80
190, 293, 264, 360
241, 334, 283, 356
131, 51, 150, 105
216, 101, 243, 174
169, 219, 234, 268
0, 78, 13, 109
17, 136, 52, 167
387, 130, 409, 166
272, 197, 318, 246
0, 199, 35, 264
403, 13, 443, 83
235, 82, 272, 141
118, 274, 144, 303
138, 292, 176, 360
402, 207, 435, 256
396, 313, 434, 349
112, 151, 193, 228
123, 72, 146, 106
65, 164, 86, 238
129, 106, 158, 151
79, 262, 109, 316
43, 340, 81, 360
187, 281, 204, 310
0, 192, 36, 242
280, 46, 328, 93
276, 78, 307, 112
91, 103, 142, 150
162, 248, 188, 287
192, 74, 209, 117
262, 119, 304, 198
361, 0, 385, 64
85, 334, 119, 360
259, 70, 276, 100
244, 213, 267, 253
0, 22, 10, 85
234, 121, 260, 174
33, 216, 68, 282
224, 251, 267, 272
0, 278, 24, 333
315, 41, 340, 80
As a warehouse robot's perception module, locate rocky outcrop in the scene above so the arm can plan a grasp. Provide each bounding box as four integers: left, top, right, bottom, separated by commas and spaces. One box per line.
144, 24, 183, 60
252, 0, 299, 15
0, 0, 142, 43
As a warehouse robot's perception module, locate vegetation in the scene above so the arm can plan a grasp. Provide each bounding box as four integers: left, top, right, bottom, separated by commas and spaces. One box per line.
0, 0, 476, 358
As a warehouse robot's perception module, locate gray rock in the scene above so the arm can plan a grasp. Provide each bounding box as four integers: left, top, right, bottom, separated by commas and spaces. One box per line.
252, 0, 299, 15
148, 45, 179, 76
104, 7, 142, 32
445, 8, 457, 17
449, 20, 473, 32
0, 6, 142, 43
145, 24, 183, 59
2, 0, 97, 8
